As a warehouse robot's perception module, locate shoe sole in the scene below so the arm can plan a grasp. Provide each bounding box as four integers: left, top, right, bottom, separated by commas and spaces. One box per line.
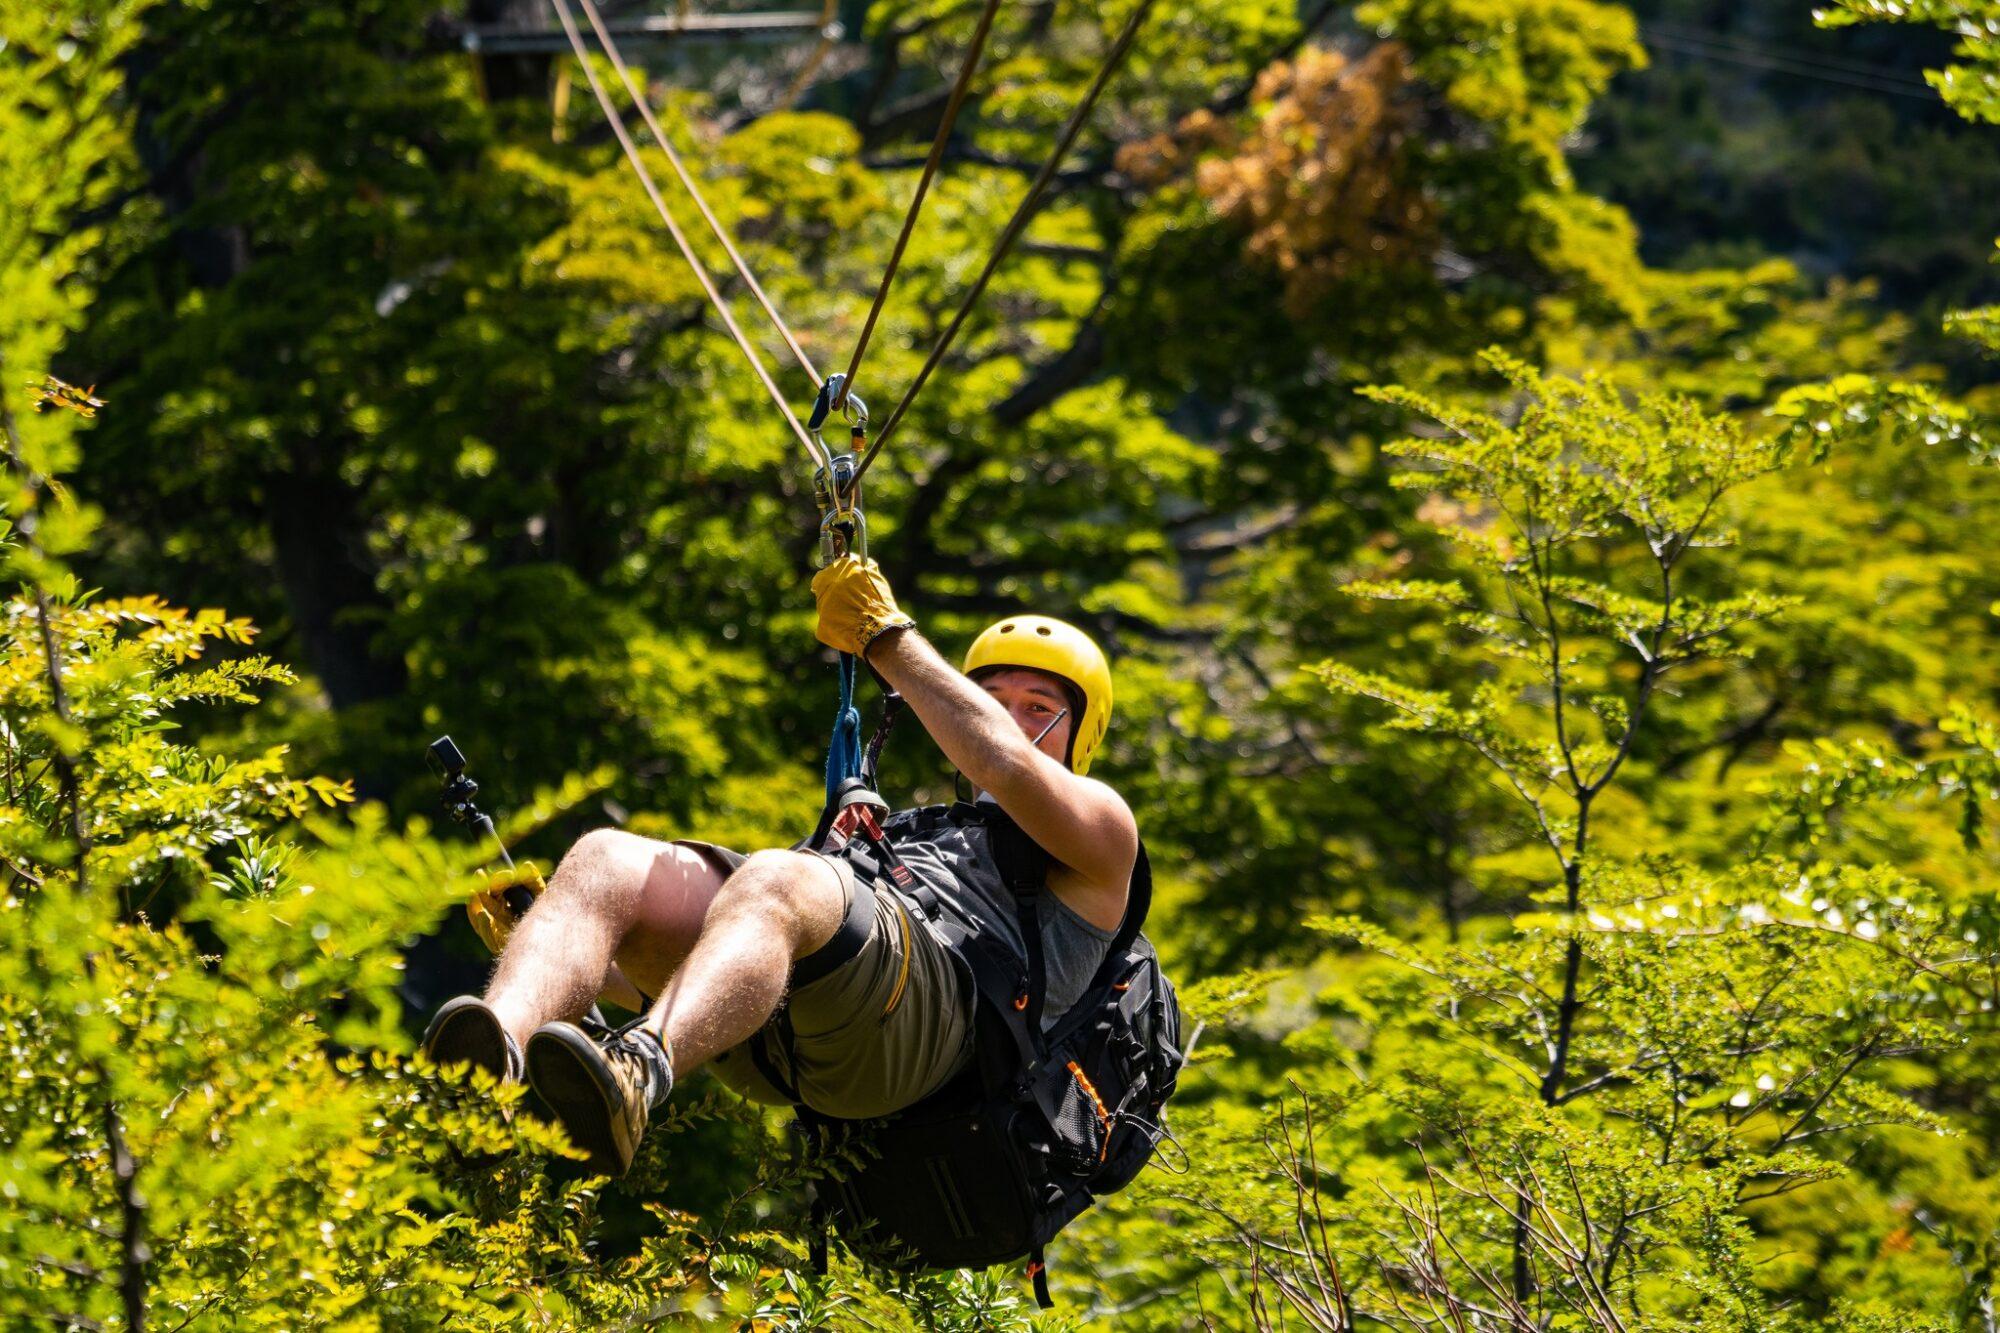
423, 996, 515, 1085
525, 1023, 637, 1177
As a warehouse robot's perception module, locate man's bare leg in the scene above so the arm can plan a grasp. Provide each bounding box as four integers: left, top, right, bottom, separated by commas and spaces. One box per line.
520, 849, 845, 1174
484, 830, 725, 1052
639, 849, 847, 1077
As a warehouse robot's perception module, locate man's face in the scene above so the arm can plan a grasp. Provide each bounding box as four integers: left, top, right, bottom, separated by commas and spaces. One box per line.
978, 668, 1077, 767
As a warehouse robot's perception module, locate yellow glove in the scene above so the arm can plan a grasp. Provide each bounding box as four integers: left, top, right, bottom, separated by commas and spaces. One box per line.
466, 862, 547, 955
811, 555, 917, 659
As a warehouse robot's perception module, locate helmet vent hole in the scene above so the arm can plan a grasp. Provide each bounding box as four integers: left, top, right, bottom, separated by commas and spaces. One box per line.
1036, 626, 1051, 636
1000, 624, 1015, 633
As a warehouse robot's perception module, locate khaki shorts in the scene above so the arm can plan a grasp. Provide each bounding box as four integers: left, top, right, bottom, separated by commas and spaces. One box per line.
693, 844, 974, 1120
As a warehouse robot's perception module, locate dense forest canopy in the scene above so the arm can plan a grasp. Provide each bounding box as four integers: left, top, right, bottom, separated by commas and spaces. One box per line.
4, 0, 1999, 1326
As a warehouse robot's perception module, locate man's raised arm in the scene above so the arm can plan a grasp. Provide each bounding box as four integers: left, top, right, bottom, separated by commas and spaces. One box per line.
810, 557, 1136, 909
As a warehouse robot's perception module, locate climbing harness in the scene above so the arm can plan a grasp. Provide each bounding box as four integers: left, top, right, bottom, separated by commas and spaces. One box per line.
791, 802, 1185, 1308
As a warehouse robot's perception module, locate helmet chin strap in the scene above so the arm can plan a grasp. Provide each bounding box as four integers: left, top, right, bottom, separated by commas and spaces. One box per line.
961, 707, 1072, 803
1031, 707, 1070, 751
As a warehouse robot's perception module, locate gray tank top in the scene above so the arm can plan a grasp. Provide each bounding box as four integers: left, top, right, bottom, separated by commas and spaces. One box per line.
881, 802, 1119, 1029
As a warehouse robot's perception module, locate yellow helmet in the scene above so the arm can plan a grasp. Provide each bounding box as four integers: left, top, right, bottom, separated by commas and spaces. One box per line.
963, 615, 1113, 775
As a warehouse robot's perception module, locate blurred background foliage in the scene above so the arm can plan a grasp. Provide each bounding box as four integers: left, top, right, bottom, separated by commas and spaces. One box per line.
5, 0, 2000, 1324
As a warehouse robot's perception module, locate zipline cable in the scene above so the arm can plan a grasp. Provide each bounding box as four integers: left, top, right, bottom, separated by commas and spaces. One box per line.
1640, 24, 1940, 102
549, 0, 828, 468
836, 0, 1006, 411
575, 0, 824, 388
1645, 18, 1935, 90
854, 0, 1158, 481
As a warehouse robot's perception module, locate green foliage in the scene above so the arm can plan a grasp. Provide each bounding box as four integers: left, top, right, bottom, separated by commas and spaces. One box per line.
0, 0, 157, 394
17, 0, 2000, 1323
1770, 372, 1993, 459
1820, 0, 2000, 126
1360, 0, 1644, 175
0, 449, 1069, 1329
1110, 359, 2000, 1327
1326, 352, 1798, 851
1576, 0, 2000, 382
1818, 0, 2000, 359
0, 5, 1077, 1324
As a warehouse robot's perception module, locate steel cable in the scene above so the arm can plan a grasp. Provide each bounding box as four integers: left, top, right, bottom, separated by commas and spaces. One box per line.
549, 0, 827, 466
836, 0, 1006, 411
855, 0, 1158, 481
1640, 24, 1939, 101
575, 0, 824, 387
550, 0, 1151, 481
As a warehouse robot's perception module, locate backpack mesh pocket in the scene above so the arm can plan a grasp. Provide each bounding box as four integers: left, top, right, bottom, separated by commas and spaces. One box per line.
1048, 1059, 1114, 1173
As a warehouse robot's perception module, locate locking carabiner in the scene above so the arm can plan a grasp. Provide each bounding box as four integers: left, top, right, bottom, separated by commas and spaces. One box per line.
810, 376, 870, 567
814, 449, 866, 565
816, 495, 868, 567
809, 374, 869, 451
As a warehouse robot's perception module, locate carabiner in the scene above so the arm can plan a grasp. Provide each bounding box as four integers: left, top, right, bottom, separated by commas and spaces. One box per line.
808, 375, 841, 434
813, 449, 866, 567
808, 375, 874, 567
840, 385, 868, 427
818, 504, 868, 566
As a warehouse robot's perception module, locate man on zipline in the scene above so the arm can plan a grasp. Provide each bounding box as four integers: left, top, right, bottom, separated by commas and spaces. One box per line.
422, 555, 1139, 1175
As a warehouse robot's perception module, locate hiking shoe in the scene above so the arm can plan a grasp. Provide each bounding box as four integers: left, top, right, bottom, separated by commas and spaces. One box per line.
422, 995, 523, 1085
525, 1019, 675, 1177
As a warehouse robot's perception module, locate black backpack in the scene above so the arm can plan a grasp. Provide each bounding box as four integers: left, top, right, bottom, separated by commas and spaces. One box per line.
791, 796, 1186, 1306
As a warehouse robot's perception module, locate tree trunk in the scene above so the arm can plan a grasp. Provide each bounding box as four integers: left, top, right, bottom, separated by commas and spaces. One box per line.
127, 37, 408, 716
261, 448, 408, 711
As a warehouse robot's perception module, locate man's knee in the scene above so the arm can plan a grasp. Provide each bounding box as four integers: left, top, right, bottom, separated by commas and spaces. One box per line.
550, 827, 666, 922
707, 850, 845, 954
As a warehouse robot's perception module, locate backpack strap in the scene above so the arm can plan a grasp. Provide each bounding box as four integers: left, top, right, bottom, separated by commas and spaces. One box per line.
1030, 841, 1154, 1053
1083, 840, 1152, 993
1014, 893, 1047, 1037
745, 1013, 805, 1105
1026, 1246, 1052, 1308
892, 808, 1045, 1071
972, 801, 1154, 1002
932, 916, 1045, 1074
984, 812, 1052, 1039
